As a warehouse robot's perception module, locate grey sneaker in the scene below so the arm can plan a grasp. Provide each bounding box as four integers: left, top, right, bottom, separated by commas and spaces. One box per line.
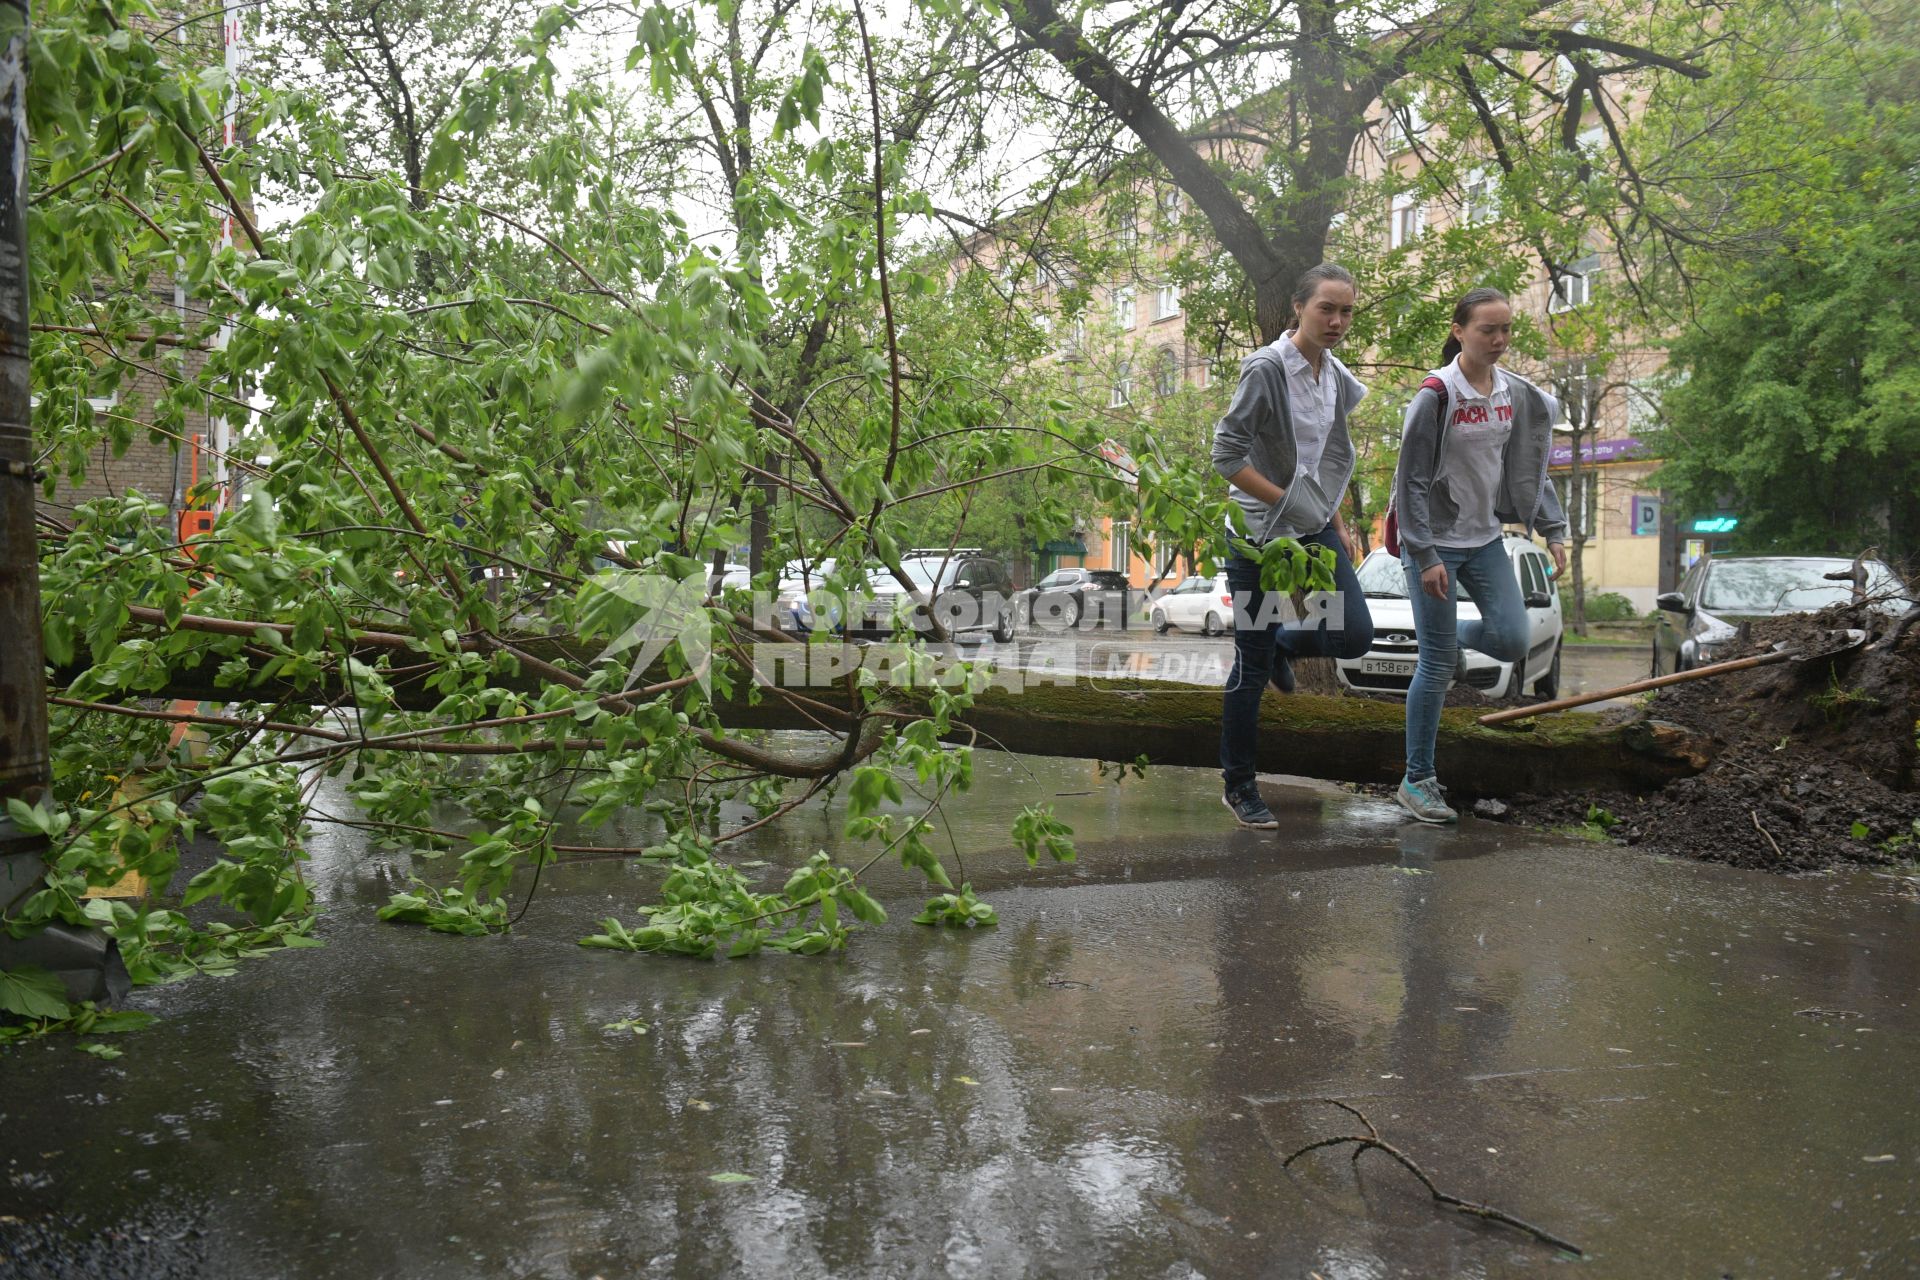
1395, 775, 1458, 824
1223, 784, 1279, 830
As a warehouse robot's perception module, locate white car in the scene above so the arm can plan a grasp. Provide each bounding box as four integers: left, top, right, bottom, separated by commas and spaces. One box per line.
1336, 536, 1564, 699
773, 557, 844, 632
1148, 573, 1234, 635
599, 541, 752, 592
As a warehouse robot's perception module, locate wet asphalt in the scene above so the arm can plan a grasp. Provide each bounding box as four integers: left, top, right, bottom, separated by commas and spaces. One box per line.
2, 747, 1917, 1279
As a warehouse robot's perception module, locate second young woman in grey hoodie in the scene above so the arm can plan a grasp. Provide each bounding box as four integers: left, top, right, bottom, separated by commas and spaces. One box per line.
1391, 286, 1569, 822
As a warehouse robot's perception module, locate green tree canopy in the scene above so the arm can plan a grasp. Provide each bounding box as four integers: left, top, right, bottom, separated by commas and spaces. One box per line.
1649, 0, 1920, 560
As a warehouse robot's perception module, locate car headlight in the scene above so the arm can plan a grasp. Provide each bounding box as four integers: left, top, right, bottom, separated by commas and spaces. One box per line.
1693, 628, 1739, 664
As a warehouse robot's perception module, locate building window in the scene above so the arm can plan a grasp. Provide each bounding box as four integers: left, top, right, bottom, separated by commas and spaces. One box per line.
1112, 285, 1136, 330
1555, 53, 1577, 92
1555, 472, 1599, 537
30, 390, 119, 414
1156, 188, 1184, 243
1110, 520, 1131, 573
1152, 347, 1180, 398
1153, 283, 1181, 320
1462, 169, 1498, 225
1110, 360, 1132, 407
1548, 255, 1599, 313
1625, 381, 1662, 433
1061, 315, 1086, 358
1386, 91, 1427, 154
1554, 19, 1589, 92
1548, 271, 1589, 312
1553, 359, 1596, 426
1389, 192, 1424, 248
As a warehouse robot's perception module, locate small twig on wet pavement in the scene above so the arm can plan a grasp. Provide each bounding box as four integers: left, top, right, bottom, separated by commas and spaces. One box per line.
1282, 1099, 1584, 1257
1751, 810, 1784, 860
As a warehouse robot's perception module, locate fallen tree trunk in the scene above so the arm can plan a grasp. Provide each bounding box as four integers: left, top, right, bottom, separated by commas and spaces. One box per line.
729, 679, 1709, 799
55, 633, 1713, 799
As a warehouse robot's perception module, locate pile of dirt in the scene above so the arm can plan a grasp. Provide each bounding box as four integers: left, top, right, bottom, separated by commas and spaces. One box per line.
1506, 603, 1920, 873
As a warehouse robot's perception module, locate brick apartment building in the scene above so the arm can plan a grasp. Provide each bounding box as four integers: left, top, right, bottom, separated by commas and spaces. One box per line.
36, 287, 224, 532
36, 12, 239, 541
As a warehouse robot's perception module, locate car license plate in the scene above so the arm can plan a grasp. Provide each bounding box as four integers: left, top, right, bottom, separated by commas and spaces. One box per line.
1361, 656, 1416, 676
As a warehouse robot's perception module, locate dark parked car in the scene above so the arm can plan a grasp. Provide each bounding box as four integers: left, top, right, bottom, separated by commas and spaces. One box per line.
1017, 568, 1132, 632
1652, 554, 1910, 675
855, 553, 1017, 642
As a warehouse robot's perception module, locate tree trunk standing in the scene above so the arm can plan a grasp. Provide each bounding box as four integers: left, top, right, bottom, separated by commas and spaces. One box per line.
748, 459, 775, 580
1567, 376, 1609, 635
1568, 428, 1587, 636
0, 0, 51, 875
1552, 368, 1599, 637
1347, 474, 1373, 557
2, 1, 126, 1000
365, 1, 434, 289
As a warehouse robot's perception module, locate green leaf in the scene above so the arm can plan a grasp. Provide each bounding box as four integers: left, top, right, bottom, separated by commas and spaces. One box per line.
0, 966, 71, 1020
708, 1172, 755, 1184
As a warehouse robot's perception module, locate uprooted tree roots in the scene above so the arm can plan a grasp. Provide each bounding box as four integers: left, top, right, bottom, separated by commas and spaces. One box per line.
1507, 600, 1920, 872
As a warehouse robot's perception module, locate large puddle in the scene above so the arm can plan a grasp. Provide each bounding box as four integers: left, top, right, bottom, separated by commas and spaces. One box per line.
3, 751, 1917, 1277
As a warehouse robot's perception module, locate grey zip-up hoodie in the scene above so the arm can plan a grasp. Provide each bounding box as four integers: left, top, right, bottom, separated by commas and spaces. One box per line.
1210, 344, 1366, 544
1392, 366, 1569, 571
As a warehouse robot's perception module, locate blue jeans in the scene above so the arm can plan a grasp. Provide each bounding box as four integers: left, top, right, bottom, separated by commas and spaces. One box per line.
1401, 538, 1528, 781
1219, 523, 1374, 792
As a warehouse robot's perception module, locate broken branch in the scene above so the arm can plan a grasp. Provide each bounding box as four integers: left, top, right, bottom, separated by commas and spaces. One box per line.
1283, 1100, 1584, 1256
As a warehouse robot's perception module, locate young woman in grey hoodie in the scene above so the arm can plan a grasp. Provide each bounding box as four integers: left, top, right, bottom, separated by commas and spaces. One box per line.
1210, 263, 1377, 829
1391, 287, 1569, 822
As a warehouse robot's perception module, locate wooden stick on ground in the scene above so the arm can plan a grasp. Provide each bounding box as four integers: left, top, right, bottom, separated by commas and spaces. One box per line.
1481, 625, 1866, 727
1479, 648, 1800, 726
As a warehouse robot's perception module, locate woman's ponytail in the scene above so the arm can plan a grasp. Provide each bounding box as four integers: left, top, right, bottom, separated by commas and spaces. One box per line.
1439, 334, 1463, 365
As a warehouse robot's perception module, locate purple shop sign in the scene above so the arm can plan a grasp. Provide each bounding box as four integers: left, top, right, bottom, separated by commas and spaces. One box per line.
1550, 435, 1646, 467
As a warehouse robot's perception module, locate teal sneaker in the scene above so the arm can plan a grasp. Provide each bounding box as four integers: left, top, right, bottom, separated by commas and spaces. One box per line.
1395, 775, 1458, 824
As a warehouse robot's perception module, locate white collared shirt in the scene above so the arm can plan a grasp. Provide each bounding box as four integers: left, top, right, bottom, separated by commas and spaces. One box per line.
1432, 359, 1514, 548
1275, 332, 1337, 479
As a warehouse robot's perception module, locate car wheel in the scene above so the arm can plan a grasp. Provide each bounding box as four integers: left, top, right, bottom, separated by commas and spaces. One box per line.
1203, 611, 1223, 637
1063, 596, 1083, 629
991, 609, 1014, 643
1151, 608, 1170, 634
1536, 643, 1562, 700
